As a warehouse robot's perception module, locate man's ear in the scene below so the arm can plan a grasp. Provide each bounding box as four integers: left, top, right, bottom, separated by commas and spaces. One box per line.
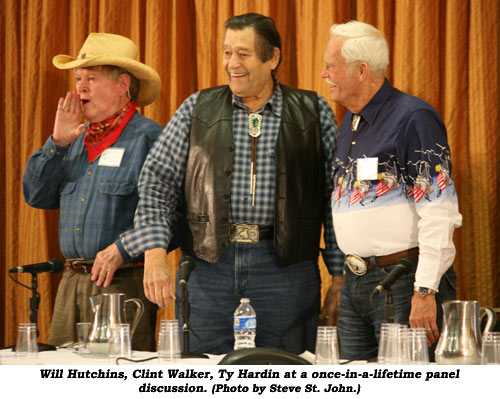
271, 47, 281, 71
118, 73, 131, 96
357, 61, 369, 81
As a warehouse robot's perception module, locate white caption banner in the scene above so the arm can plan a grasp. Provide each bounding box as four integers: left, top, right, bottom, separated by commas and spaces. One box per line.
0, 364, 497, 398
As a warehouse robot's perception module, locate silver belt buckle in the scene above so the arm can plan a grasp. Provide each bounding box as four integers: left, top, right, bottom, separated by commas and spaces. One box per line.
230, 224, 259, 244
68, 257, 93, 266
345, 254, 368, 276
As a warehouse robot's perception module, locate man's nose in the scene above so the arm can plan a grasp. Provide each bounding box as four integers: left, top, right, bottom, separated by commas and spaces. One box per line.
228, 53, 240, 68
76, 81, 88, 92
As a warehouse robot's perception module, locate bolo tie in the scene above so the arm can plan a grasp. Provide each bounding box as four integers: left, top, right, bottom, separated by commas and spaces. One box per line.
248, 113, 262, 207
351, 113, 361, 132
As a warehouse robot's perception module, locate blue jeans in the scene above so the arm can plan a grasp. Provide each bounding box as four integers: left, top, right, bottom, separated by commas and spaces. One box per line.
175, 240, 321, 355
338, 258, 457, 361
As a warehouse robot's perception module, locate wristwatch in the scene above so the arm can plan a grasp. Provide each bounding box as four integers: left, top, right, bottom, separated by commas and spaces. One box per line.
414, 287, 437, 296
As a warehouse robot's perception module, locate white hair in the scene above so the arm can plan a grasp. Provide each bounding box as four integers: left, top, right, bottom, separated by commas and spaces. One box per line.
330, 20, 389, 76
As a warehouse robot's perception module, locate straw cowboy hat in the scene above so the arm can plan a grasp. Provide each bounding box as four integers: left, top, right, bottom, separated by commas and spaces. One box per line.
52, 33, 161, 107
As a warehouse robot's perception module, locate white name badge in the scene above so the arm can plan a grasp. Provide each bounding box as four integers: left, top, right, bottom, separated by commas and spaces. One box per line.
356, 157, 378, 181
98, 148, 125, 167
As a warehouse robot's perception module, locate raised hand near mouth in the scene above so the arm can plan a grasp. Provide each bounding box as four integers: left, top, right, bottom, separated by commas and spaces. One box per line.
52, 91, 86, 146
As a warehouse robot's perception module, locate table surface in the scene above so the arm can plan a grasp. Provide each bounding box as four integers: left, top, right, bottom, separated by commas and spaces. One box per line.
0, 348, 225, 365
0, 348, 319, 365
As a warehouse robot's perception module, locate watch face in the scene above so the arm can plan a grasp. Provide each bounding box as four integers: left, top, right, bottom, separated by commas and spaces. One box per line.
416, 287, 435, 296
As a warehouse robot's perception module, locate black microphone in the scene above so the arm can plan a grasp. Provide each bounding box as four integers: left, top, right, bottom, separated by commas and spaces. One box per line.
8, 258, 64, 274
372, 258, 413, 295
179, 255, 196, 286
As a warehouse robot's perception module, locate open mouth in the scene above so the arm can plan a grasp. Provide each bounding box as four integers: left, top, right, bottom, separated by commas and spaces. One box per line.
326, 78, 337, 87
80, 99, 90, 105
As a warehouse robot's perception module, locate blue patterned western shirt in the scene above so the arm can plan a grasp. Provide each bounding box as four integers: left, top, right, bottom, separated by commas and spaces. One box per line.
331, 79, 462, 288
122, 83, 345, 275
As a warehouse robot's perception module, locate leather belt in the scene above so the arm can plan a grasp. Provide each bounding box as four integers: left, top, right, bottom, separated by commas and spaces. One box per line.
345, 248, 419, 276
229, 224, 273, 244
64, 258, 144, 274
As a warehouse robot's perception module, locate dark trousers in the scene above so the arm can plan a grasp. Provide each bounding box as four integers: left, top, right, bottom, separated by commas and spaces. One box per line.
175, 240, 321, 355
338, 260, 457, 361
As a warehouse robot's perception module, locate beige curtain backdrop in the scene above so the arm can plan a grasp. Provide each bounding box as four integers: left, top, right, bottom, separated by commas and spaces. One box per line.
1, 0, 498, 347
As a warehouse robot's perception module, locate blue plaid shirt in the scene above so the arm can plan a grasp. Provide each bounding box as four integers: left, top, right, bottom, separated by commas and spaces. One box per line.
23, 112, 162, 262
122, 83, 345, 275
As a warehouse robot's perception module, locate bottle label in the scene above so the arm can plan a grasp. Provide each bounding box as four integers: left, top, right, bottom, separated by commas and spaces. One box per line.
234, 316, 256, 330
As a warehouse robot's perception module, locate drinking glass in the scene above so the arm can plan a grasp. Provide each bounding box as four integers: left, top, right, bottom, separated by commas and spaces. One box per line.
158, 320, 181, 362
482, 332, 500, 364
75, 322, 91, 351
314, 326, 339, 365
378, 323, 400, 364
15, 323, 39, 358
405, 328, 429, 364
108, 323, 132, 358
378, 323, 408, 364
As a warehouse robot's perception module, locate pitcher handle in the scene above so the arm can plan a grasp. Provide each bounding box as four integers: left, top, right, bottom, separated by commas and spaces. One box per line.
125, 298, 145, 339
480, 306, 497, 335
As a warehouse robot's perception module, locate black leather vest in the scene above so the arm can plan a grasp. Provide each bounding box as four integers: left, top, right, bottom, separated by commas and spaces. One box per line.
182, 84, 325, 266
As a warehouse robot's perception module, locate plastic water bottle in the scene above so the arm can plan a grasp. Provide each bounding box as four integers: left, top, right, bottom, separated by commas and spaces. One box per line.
233, 298, 256, 350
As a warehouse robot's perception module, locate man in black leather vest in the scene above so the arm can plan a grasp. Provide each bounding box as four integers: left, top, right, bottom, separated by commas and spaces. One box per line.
122, 13, 344, 355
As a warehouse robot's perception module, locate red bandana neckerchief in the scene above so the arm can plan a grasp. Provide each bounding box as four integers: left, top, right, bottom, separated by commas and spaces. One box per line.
84, 101, 137, 163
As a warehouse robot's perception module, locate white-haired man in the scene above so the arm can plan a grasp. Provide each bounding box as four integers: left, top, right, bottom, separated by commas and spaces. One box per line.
319, 21, 462, 361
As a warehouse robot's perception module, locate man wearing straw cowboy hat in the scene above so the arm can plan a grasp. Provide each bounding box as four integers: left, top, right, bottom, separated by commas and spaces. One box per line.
23, 33, 169, 351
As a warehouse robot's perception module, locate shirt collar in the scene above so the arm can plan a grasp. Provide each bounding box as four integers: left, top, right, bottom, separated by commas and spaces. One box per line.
232, 76, 282, 117
357, 78, 393, 126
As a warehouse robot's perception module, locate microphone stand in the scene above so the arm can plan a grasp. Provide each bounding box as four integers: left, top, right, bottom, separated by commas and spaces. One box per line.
5, 272, 57, 352
384, 288, 395, 324
29, 272, 57, 351
180, 283, 190, 355
180, 282, 208, 359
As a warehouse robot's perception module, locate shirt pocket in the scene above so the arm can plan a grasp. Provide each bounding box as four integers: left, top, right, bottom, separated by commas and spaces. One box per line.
97, 181, 136, 196
59, 182, 77, 213
58, 182, 78, 229
96, 181, 137, 230
60, 181, 76, 196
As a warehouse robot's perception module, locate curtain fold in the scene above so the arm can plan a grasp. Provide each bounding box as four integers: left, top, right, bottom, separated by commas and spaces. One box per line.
1, 0, 498, 347
466, 0, 499, 304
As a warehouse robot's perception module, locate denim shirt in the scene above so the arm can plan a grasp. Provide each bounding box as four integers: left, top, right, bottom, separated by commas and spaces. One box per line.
23, 112, 162, 261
